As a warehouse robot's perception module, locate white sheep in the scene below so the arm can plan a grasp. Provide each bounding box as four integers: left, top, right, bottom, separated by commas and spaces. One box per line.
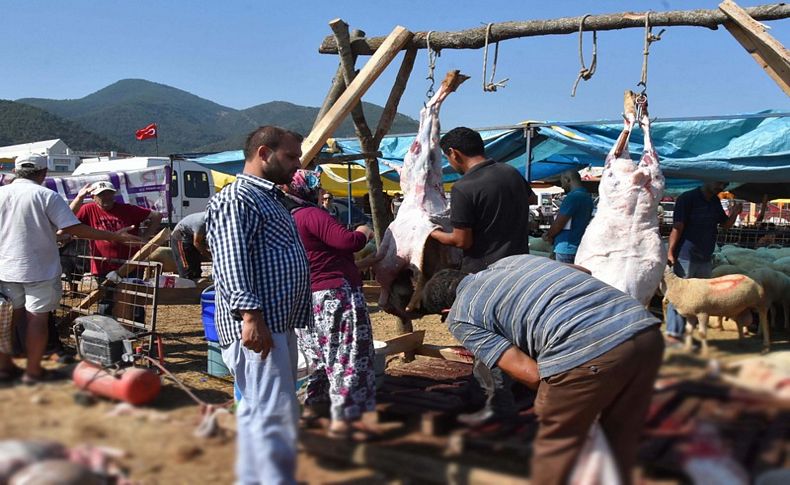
748, 268, 790, 330
529, 236, 553, 254
661, 266, 770, 355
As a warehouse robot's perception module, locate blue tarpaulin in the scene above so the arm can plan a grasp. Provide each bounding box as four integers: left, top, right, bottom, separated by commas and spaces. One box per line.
191, 111, 790, 194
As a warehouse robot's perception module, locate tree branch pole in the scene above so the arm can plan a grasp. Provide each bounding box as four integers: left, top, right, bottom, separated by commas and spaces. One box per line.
313, 30, 368, 130
319, 3, 790, 54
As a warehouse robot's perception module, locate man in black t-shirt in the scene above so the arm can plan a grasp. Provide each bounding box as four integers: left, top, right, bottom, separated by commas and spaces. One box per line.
430, 127, 536, 272
430, 126, 536, 426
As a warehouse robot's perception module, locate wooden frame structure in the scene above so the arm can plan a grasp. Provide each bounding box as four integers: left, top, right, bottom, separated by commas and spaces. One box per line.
305, 2, 789, 249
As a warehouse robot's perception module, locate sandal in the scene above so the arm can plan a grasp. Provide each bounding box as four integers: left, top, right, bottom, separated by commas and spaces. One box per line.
21, 368, 67, 386
0, 365, 23, 383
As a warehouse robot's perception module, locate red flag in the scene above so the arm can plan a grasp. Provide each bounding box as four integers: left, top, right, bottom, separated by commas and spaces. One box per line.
135, 123, 157, 140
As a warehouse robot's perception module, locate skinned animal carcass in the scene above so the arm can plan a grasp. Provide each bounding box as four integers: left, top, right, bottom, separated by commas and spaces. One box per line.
374, 71, 468, 318
575, 91, 666, 306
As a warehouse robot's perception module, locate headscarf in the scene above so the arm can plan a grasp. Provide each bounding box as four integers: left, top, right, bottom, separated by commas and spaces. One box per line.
285, 169, 322, 206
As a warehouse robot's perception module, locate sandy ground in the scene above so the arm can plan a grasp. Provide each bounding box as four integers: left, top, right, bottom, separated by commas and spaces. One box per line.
0, 300, 786, 484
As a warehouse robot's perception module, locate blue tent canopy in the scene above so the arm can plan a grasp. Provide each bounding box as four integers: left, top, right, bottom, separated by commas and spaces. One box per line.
191, 111, 790, 195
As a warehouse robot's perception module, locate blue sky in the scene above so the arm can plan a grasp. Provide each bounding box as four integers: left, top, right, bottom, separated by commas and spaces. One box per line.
2, 1, 789, 129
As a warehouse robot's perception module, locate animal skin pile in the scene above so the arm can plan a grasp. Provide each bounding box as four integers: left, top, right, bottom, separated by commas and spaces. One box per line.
575, 91, 666, 306
374, 71, 468, 318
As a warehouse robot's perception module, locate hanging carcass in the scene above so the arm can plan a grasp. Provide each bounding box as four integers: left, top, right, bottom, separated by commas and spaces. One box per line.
373, 71, 468, 319
575, 90, 666, 306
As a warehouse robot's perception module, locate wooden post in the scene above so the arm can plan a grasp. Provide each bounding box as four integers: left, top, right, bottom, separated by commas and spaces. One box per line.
312, 29, 367, 131
720, 0, 790, 95
300, 24, 413, 165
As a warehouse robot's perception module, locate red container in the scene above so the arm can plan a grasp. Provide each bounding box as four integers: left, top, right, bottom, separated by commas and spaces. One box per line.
72, 361, 161, 406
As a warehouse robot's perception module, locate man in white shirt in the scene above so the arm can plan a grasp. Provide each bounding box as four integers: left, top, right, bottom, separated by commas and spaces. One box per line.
0, 154, 140, 385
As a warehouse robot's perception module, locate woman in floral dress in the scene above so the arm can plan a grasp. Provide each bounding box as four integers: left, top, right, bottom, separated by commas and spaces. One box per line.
283, 170, 378, 439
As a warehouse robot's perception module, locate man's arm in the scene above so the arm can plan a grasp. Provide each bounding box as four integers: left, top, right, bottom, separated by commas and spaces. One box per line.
141, 211, 163, 239
496, 346, 541, 390
62, 223, 141, 244
193, 231, 211, 259
542, 213, 571, 243
69, 184, 92, 214
667, 223, 684, 265
430, 227, 473, 250
721, 201, 743, 230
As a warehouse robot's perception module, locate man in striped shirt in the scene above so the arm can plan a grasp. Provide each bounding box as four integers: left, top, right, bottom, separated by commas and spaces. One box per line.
421, 255, 664, 485
206, 126, 311, 485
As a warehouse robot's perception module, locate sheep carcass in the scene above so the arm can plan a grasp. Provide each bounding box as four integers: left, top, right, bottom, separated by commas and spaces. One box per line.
575, 91, 666, 306
373, 71, 467, 318
661, 267, 770, 355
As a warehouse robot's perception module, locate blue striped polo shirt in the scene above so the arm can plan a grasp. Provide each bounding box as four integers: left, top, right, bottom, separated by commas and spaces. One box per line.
446, 255, 659, 378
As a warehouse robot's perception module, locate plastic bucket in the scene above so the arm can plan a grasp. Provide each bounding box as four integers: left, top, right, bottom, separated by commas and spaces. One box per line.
207, 341, 230, 377
373, 340, 388, 389
201, 286, 218, 342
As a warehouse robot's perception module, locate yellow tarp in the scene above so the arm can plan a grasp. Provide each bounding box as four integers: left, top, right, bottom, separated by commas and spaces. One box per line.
211, 165, 453, 197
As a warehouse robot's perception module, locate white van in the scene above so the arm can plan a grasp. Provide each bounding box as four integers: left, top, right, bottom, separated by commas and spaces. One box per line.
72, 157, 214, 224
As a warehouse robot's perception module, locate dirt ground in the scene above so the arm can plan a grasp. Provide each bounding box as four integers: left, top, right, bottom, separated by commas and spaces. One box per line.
0, 299, 787, 484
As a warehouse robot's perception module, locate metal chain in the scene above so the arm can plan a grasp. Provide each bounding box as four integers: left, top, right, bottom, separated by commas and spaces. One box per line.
425, 31, 439, 99
482, 23, 509, 92
571, 14, 598, 97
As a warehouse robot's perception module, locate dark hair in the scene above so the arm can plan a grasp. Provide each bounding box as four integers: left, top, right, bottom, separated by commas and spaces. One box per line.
243, 126, 303, 161
14, 167, 47, 180
439, 127, 485, 158
420, 269, 468, 315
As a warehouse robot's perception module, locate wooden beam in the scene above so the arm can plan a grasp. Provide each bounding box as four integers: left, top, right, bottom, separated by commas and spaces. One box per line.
319, 3, 790, 55
374, 47, 418, 145
301, 25, 413, 165
312, 28, 367, 130
316, 151, 382, 163
330, 19, 373, 140
720, 0, 790, 96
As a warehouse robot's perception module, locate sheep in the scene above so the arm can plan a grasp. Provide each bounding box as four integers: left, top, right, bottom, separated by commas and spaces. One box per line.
146, 247, 178, 274
529, 236, 553, 254
748, 268, 790, 330
661, 266, 770, 355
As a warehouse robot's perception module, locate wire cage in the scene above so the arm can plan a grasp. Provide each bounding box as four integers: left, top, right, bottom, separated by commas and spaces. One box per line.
55, 237, 163, 364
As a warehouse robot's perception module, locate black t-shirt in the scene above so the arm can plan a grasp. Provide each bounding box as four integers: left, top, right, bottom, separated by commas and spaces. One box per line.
450, 159, 535, 272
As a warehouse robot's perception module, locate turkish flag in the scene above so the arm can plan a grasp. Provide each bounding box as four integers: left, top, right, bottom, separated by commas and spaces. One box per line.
135, 123, 157, 140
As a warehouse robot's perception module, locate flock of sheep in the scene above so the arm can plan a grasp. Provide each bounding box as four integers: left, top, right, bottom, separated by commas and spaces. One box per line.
529, 237, 790, 355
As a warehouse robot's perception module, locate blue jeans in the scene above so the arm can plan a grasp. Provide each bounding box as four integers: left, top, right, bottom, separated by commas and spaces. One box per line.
554, 252, 576, 264
221, 332, 299, 485
664, 259, 712, 338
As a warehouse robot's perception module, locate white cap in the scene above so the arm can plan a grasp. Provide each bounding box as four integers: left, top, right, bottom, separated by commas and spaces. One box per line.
90, 181, 117, 195
15, 154, 48, 171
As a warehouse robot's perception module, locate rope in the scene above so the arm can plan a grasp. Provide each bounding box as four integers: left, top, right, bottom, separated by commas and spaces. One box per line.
571, 14, 598, 97
482, 23, 509, 92
142, 355, 234, 438
425, 31, 440, 99
637, 11, 665, 95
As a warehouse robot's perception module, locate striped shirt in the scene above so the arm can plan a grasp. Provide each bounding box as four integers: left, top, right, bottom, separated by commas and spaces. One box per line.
206, 173, 311, 346
447, 255, 659, 378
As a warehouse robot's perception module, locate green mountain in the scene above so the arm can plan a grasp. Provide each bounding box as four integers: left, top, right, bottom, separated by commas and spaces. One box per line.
0, 100, 126, 152
17, 79, 419, 155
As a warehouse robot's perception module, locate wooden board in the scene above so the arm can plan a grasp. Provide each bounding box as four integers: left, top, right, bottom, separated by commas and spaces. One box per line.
382, 331, 425, 355
720, 0, 790, 95
300, 25, 413, 165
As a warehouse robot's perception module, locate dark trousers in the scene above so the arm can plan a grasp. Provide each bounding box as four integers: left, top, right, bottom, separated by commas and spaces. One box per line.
97, 274, 146, 324
170, 232, 202, 280
530, 327, 664, 485
472, 359, 517, 417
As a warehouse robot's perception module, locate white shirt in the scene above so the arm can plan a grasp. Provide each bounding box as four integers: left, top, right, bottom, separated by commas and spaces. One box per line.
0, 179, 80, 282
